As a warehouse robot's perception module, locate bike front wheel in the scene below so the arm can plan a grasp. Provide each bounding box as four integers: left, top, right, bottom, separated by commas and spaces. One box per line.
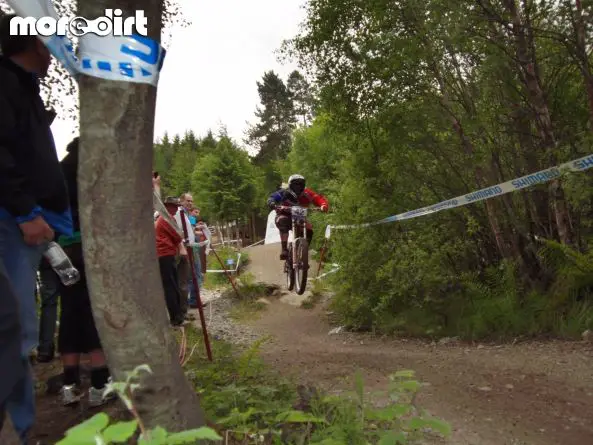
295, 238, 309, 295
285, 244, 295, 291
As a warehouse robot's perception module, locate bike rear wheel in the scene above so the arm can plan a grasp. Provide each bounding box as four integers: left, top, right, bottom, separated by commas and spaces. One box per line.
285, 244, 295, 291
295, 238, 309, 295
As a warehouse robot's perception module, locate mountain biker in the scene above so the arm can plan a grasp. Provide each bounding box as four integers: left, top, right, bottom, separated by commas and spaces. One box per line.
267, 174, 329, 260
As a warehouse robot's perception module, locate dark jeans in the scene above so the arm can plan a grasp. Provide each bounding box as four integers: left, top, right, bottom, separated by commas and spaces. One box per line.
199, 244, 207, 274
188, 246, 203, 307
0, 218, 42, 441
177, 256, 189, 316
158, 256, 183, 324
37, 258, 59, 356
0, 260, 23, 417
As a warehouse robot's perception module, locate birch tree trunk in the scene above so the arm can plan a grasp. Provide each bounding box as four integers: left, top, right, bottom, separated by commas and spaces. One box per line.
503, 0, 573, 245
77, 0, 205, 430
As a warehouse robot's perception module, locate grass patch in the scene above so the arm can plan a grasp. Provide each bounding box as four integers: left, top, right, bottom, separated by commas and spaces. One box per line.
178, 325, 451, 444
204, 246, 250, 289
224, 273, 272, 320
229, 300, 269, 322
300, 279, 329, 309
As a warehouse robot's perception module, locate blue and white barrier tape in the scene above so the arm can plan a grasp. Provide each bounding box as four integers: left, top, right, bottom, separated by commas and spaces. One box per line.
325, 153, 593, 239
7, 0, 165, 86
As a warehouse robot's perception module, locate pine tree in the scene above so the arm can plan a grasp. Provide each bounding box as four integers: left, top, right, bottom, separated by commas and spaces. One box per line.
246, 71, 296, 165
201, 130, 217, 150
287, 70, 315, 126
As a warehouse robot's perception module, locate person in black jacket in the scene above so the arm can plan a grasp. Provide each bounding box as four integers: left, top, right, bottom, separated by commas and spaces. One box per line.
0, 14, 72, 443
57, 138, 113, 407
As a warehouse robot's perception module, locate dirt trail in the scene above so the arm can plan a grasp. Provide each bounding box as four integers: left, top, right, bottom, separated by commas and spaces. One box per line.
244, 244, 593, 445
244, 243, 319, 286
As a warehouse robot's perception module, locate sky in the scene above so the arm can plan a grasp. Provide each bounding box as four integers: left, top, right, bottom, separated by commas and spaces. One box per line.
50, 0, 308, 159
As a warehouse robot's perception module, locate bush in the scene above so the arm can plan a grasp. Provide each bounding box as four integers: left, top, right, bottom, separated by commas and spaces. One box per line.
329, 231, 593, 340
204, 246, 250, 288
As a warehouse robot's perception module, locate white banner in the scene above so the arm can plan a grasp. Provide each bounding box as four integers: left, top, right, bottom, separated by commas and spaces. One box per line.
325, 153, 593, 239
264, 210, 293, 245
6, 0, 165, 86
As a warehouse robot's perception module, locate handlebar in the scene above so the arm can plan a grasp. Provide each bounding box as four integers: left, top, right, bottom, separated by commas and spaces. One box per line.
275, 205, 327, 212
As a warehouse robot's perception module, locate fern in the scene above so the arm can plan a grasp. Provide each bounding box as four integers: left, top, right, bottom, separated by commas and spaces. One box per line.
539, 239, 593, 302
236, 336, 269, 380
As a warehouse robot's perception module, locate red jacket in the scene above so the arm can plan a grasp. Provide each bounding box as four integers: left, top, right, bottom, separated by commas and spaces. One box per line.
155, 215, 182, 257
268, 187, 329, 210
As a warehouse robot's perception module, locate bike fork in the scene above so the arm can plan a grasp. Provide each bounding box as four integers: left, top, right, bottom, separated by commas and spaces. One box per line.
292, 240, 297, 266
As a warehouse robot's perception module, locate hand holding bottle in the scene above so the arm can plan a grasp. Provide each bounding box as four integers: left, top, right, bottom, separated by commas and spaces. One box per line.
19, 216, 54, 246
43, 242, 80, 286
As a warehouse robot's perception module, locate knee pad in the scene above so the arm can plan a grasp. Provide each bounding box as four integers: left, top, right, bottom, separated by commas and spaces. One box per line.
275, 215, 291, 233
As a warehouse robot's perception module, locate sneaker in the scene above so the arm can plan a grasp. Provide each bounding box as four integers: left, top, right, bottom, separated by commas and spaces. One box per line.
88, 386, 116, 408
280, 249, 289, 260
36, 351, 54, 363
61, 384, 82, 406
37, 347, 55, 363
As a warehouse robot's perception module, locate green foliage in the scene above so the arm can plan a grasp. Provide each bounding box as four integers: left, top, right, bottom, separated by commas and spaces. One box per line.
301, 279, 327, 309
153, 0, 593, 341
274, 0, 593, 340
223, 273, 272, 320
297, 370, 450, 444
181, 327, 448, 444
247, 70, 297, 165
190, 137, 257, 223
58, 413, 220, 445
204, 247, 248, 288
287, 70, 316, 126
154, 131, 209, 198
57, 365, 222, 445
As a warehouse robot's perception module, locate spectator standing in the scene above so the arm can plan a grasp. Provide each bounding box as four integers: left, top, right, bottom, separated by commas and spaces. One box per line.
152, 171, 161, 221
196, 215, 209, 277
187, 208, 203, 309
175, 193, 195, 319
56, 138, 113, 407
0, 15, 72, 442
156, 197, 186, 326
188, 207, 198, 226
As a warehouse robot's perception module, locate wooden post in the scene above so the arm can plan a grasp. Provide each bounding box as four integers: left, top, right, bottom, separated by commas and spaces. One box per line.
180, 210, 212, 362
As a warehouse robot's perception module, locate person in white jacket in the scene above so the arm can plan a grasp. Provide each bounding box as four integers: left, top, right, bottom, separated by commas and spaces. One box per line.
174, 194, 196, 319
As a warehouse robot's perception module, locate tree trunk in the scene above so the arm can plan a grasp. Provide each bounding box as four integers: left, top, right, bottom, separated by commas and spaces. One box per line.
571, 0, 593, 131
435, 75, 510, 258
77, 0, 205, 431
510, 106, 553, 238
251, 212, 257, 243
503, 0, 573, 244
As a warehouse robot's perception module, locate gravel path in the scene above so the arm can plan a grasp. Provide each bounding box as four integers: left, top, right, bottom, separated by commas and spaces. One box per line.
193, 288, 261, 346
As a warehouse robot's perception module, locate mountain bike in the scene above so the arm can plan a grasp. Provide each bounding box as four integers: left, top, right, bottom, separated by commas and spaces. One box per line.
277, 205, 322, 295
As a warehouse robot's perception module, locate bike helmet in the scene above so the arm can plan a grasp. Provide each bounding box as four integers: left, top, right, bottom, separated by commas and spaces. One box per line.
288, 174, 306, 196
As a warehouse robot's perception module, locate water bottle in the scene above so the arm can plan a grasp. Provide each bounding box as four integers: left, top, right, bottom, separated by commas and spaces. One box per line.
43, 242, 80, 286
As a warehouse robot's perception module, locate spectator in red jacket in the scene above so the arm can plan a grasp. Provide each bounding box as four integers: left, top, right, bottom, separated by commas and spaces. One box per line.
155, 197, 185, 327
267, 174, 328, 260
